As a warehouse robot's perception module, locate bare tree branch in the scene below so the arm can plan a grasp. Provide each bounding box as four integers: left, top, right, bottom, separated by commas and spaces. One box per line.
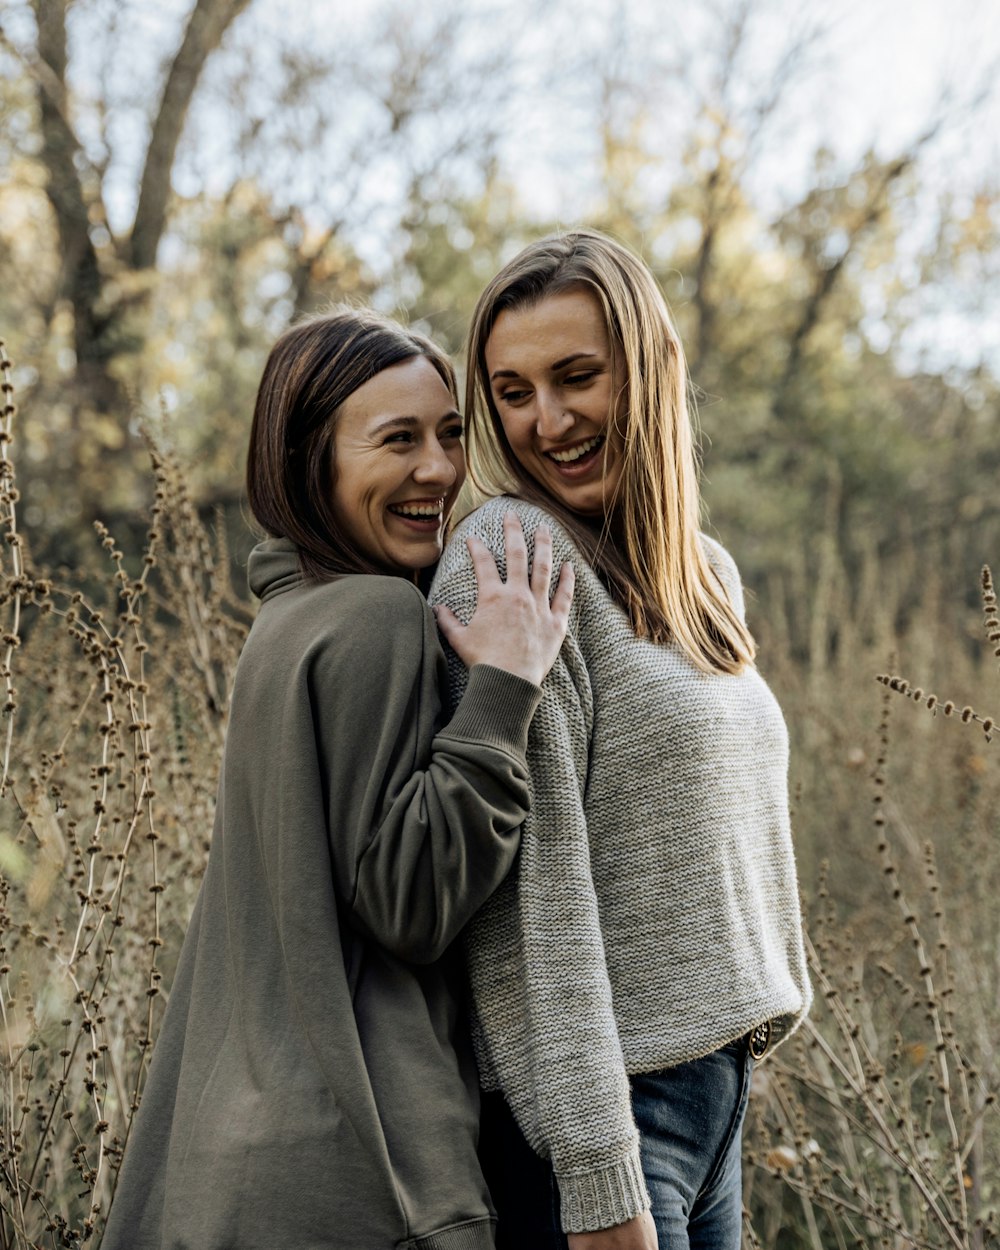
690, 0, 828, 369
0, 16, 110, 216
772, 120, 945, 424
129, 0, 252, 270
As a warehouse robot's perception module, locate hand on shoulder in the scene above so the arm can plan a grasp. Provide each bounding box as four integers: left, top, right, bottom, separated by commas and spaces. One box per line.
434, 510, 574, 686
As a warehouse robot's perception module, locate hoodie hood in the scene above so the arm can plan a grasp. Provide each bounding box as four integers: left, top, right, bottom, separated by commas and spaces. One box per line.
247, 538, 305, 602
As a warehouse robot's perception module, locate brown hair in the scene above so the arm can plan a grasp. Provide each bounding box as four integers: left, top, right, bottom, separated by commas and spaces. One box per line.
465, 229, 755, 674
246, 307, 457, 581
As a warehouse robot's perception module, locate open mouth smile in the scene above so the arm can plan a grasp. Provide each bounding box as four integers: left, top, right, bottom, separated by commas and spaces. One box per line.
387, 499, 446, 528
545, 434, 605, 472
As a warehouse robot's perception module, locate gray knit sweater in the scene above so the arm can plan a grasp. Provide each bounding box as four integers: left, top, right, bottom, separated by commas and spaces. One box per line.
430, 497, 811, 1235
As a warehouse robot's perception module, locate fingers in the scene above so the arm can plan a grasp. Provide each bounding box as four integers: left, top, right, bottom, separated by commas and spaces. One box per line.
431, 604, 463, 649
502, 510, 529, 585
466, 534, 502, 594
465, 511, 570, 624
435, 517, 575, 684
530, 525, 553, 599
549, 560, 575, 621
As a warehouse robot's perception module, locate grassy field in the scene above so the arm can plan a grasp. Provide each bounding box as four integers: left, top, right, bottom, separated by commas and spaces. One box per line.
0, 346, 996, 1247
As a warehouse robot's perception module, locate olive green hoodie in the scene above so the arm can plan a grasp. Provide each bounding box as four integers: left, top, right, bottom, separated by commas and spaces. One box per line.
100, 539, 543, 1250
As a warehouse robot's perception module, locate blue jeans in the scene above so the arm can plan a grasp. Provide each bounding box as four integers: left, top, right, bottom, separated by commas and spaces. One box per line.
479, 1038, 753, 1249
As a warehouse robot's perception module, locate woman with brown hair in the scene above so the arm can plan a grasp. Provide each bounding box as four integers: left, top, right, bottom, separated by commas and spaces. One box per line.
101, 308, 573, 1250
431, 231, 811, 1250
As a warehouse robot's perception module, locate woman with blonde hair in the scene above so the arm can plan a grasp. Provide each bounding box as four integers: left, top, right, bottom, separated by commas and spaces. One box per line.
431, 231, 811, 1250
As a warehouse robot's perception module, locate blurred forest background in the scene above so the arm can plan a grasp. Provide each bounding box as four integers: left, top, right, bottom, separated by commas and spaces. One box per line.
0, 0, 999, 1246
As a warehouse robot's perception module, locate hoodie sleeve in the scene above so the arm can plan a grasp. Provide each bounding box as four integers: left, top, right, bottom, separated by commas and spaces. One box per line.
309, 575, 542, 965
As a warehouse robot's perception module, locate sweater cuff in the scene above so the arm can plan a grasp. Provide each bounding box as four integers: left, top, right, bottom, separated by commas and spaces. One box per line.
557, 1146, 651, 1234
441, 663, 543, 758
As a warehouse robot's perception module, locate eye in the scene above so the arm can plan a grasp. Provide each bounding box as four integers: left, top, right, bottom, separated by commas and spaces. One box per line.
565, 370, 598, 386
441, 422, 465, 441
383, 430, 414, 445
497, 387, 531, 405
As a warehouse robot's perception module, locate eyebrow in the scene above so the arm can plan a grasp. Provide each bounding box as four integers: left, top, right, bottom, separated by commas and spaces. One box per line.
369, 412, 462, 437
490, 352, 599, 381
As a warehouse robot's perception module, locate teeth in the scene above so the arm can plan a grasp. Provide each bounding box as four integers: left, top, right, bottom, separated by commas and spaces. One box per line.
549, 435, 604, 464
390, 502, 443, 519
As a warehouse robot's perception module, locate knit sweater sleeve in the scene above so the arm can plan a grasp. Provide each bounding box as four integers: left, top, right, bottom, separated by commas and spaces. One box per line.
308, 575, 543, 965
431, 502, 651, 1234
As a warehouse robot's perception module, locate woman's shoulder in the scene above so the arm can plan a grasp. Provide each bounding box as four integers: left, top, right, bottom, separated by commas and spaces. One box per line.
445, 495, 581, 564
451, 493, 561, 533
327, 571, 427, 614
308, 578, 436, 707
254, 573, 432, 671
268, 569, 428, 620
698, 533, 745, 616
321, 575, 433, 651
433, 496, 593, 637
698, 532, 738, 574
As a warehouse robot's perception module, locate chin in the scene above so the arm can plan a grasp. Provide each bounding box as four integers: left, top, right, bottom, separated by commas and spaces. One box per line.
402, 545, 444, 573
534, 472, 616, 520
545, 489, 604, 519
571, 491, 604, 514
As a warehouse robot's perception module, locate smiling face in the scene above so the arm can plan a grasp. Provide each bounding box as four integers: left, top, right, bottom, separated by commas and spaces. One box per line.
484, 285, 624, 518
331, 355, 465, 574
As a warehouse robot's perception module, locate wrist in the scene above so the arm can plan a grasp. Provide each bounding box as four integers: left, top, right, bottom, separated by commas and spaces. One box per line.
442, 664, 543, 755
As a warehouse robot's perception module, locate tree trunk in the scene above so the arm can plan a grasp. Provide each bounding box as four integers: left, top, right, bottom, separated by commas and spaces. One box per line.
129, 0, 253, 271
32, 0, 118, 418
29, 0, 253, 533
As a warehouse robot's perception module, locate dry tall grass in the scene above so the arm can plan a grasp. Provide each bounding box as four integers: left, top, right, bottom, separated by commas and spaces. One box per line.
0, 342, 250, 1246
743, 546, 999, 1246
0, 343, 996, 1247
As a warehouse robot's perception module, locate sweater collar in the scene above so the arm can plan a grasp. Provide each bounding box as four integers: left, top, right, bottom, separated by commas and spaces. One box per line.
247, 538, 304, 602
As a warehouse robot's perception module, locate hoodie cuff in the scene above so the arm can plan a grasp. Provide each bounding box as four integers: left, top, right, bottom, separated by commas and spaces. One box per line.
440, 664, 542, 759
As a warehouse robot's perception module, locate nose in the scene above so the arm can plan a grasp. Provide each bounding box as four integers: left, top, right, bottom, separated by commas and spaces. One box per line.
535, 388, 575, 441
412, 435, 458, 488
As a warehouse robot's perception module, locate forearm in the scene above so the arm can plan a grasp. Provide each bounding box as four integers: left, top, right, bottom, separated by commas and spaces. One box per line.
462, 667, 649, 1231
351, 663, 542, 962
488, 843, 650, 1231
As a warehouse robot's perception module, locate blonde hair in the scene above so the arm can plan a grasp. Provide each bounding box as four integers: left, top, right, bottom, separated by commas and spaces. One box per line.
465, 229, 755, 675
